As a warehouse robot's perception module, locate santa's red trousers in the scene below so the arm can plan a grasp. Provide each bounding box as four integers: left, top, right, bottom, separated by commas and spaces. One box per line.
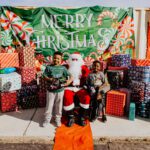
63, 89, 91, 111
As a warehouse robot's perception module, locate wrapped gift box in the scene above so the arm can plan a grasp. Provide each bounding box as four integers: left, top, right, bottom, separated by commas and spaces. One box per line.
131, 59, 150, 66
128, 66, 150, 83
108, 66, 128, 87
106, 90, 126, 116
19, 95, 39, 109
38, 77, 47, 92
17, 46, 35, 67
0, 53, 19, 68
0, 91, 17, 112
128, 66, 140, 81
119, 88, 131, 115
112, 54, 131, 67
18, 67, 36, 85
136, 100, 150, 118
17, 84, 38, 109
145, 82, 150, 100
107, 70, 124, 89
38, 92, 46, 107
0, 72, 21, 92
129, 80, 145, 102
17, 84, 38, 98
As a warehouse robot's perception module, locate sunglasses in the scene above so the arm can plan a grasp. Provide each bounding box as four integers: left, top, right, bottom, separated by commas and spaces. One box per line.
72, 58, 78, 61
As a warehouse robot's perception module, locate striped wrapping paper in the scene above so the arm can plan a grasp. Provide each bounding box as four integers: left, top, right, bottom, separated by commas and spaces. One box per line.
112, 54, 131, 67
0, 72, 21, 92
129, 80, 145, 102
17, 46, 35, 67
0, 91, 17, 112
0, 53, 19, 68
131, 59, 150, 66
18, 67, 36, 85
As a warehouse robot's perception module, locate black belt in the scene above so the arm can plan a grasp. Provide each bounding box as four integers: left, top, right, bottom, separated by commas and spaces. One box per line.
70, 85, 81, 88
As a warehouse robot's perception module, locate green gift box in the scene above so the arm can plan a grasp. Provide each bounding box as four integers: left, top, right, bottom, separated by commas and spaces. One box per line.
129, 103, 135, 121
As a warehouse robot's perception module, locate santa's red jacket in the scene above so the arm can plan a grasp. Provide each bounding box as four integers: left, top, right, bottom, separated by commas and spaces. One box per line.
63, 65, 91, 111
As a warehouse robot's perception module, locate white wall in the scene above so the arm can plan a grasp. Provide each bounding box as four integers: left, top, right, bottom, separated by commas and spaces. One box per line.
134, 9, 150, 58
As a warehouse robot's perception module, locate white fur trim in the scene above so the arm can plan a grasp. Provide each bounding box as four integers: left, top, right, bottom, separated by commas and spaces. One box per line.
64, 103, 75, 111
79, 103, 90, 109
65, 87, 81, 92
70, 53, 82, 58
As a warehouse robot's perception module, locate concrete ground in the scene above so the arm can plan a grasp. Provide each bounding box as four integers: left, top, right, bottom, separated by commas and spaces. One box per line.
0, 108, 150, 149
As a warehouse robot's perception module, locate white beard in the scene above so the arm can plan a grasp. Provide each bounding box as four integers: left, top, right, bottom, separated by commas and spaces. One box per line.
68, 61, 82, 86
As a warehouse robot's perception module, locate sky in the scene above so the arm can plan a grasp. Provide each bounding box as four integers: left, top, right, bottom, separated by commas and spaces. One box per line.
0, 0, 150, 8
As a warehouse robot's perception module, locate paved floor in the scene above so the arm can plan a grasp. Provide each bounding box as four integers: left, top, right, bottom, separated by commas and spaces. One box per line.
0, 108, 150, 139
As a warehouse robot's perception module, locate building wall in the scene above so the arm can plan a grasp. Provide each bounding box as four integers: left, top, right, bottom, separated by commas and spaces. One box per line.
134, 9, 150, 58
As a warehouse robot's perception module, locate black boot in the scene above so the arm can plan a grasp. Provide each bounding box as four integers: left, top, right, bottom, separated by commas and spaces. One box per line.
66, 109, 75, 127
102, 115, 107, 122
89, 100, 99, 122
78, 107, 88, 127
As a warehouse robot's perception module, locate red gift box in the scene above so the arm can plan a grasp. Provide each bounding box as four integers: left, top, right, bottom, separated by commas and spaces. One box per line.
38, 92, 46, 107
0, 91, 17, 112
19, 67, 36, 85
119, 88, 131, 116
131, 59, 150, 66
106, 90, 126, 116
17, 46, 35, 67
108, 66, 128, 71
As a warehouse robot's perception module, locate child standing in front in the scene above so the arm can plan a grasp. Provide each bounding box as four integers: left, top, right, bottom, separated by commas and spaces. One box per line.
86, 60, 107, 122
42, 52, 73, 127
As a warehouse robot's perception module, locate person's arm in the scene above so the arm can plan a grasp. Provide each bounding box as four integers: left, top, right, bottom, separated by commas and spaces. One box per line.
43, 66, 53, 81
96, 72, 106, 100
64, 75, 73, 86
98, 72, 107, 92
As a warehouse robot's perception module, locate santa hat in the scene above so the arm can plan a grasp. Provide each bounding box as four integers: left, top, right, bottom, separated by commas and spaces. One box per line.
70, 52, 82, 58
68, 52, 84, 65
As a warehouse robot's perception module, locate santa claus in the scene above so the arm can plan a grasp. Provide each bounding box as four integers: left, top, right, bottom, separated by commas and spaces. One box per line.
63, 52, 91, 127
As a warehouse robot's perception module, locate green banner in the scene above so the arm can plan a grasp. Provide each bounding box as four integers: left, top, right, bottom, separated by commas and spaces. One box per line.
0, 6, 135, 61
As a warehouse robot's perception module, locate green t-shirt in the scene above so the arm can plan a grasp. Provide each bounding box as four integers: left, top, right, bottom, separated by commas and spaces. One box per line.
43, 65, 70, 92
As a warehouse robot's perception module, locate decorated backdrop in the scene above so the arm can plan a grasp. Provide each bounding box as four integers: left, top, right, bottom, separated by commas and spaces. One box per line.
0, 6, 135, 63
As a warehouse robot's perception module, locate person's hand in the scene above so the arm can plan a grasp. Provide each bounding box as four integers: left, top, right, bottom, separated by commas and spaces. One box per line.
97, 93, 102, 101
63, 76, 73, 87
49, 77, 55, 81
62, 80, 71, 87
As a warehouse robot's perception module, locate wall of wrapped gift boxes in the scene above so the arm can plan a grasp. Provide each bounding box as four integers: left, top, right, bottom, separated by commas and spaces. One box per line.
0, 46, 150, 119
0, 7, 150, 120
0, 46, 46, 112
